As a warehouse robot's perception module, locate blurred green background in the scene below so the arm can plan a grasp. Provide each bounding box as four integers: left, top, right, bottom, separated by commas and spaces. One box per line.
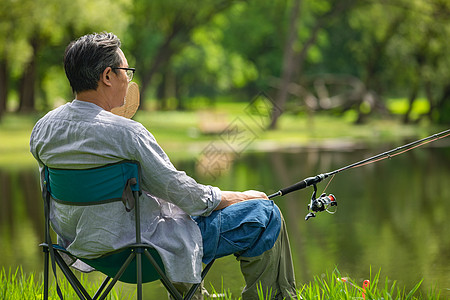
0, 0, 449, 124
1, 0, 450, 298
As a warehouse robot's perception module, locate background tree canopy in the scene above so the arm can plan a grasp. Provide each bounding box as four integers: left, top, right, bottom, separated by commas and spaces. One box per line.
0, 0, 449, 125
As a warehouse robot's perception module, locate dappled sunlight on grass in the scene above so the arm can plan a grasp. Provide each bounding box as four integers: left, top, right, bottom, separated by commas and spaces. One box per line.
0, 114, 40, 169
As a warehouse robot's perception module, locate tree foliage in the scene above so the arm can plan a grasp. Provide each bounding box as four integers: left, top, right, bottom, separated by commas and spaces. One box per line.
0, 0, 448, 124
0, 0, 130, 116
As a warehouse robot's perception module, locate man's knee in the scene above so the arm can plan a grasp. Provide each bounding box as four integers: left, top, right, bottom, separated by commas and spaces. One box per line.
238, 200, 282, 258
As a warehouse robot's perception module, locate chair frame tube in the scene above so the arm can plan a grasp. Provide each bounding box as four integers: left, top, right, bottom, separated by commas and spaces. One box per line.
134, 190, 143, 300
97, 252, 136, 300
43, 247, 49, 299
54, 251, 92, 300
92, 276, 111, 300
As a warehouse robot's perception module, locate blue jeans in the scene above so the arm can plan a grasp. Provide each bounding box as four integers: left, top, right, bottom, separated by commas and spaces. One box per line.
193, 199, 281, 264
191, 199, 297, 299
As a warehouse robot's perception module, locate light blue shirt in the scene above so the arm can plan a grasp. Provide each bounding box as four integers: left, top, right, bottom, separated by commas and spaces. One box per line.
30, 100, 222, 283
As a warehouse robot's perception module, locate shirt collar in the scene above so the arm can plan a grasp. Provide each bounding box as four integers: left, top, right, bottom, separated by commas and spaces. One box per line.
72, 99, 105, 111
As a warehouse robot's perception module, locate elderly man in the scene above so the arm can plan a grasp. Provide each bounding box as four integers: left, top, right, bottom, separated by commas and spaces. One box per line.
30, 32, 297, 299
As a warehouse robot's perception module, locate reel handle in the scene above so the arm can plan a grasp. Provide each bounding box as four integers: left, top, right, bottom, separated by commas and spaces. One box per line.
277, 174, 328, 196
305, 212, 316, 221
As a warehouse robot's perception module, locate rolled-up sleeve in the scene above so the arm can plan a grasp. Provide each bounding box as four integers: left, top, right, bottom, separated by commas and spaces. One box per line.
132, 126, 222, 216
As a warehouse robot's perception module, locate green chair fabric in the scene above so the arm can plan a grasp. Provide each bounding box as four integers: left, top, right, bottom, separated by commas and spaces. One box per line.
40, 160, 209, 300
80, 246, 164, 284
45, 161, 140, 204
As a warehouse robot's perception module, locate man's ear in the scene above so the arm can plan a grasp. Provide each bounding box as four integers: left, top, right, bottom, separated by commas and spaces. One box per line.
101, 67, 113, 87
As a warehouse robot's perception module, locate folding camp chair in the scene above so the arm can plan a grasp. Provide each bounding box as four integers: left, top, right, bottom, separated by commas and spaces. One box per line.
40, 160, 214, 300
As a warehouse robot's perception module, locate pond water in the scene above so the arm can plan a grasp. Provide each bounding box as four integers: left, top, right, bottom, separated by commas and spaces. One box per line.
1, 143, 449, 298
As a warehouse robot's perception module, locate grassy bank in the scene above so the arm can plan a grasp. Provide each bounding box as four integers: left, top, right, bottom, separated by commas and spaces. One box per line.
1, 267, 441, 299
0, 101, 445, 169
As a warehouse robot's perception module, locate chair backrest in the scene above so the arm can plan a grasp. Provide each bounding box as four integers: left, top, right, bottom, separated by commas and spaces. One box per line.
42, 161, 166, 283
44, 160, 141, 206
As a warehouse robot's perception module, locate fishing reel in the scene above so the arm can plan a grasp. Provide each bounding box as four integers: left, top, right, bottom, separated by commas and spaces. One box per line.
305, 184, 337, 221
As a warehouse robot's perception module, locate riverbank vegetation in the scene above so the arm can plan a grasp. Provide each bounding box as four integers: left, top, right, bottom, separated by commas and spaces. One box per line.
0, 98, 446, 170
1, 266, 441, 299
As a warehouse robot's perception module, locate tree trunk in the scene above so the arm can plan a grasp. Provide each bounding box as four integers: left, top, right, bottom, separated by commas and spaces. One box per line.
424, 81, 435, 121
355, 16, 404, 124
270, 0, 357, 129
435, 83, 450, 124
0, 58, 7, 119
139, 31, 178, 110
436, 83, 450, 111
137, 1, 235, 110
403, 77, 419, 124
18, 36, 39, 113
269, 0, 302, 130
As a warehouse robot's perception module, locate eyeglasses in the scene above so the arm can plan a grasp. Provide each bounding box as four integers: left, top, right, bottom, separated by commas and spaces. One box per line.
112, 67, 135, 82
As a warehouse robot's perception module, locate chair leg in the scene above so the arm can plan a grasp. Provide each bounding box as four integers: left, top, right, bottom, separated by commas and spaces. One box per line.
184, 283, 200, 300
137, 251, 142, 300
43, 247, 49, 300
92, 277, 111, 300
98, 252, 136, 300
53, 251, 92, 300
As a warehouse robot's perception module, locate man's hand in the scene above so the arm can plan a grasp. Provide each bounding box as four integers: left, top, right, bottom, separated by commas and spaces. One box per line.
214, 190, 269, 210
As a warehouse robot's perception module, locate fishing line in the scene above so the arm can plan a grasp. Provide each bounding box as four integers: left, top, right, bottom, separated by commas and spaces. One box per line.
321, 129, 450, 194
267, 128, 450, 220
327, 129, 450, 175
321, 173, 334, 194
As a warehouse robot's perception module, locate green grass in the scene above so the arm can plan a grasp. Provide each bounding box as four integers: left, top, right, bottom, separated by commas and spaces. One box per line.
0, 267, 132, 300
387, 98, 430, 118
298, 268, 441, 300
1, 267, 441, 299
0, 113, 41, 170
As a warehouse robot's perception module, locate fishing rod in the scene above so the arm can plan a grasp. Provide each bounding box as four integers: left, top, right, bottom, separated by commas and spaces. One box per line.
267, 128, 450, 221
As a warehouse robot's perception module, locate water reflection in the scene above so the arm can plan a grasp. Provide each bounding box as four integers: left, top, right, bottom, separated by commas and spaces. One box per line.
0, 169, 43, 272
0, 145, 449, 298
191, 145, 450, 297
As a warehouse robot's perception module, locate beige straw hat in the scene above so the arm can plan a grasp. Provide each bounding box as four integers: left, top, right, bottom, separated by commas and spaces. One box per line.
111, 82, 140, 119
